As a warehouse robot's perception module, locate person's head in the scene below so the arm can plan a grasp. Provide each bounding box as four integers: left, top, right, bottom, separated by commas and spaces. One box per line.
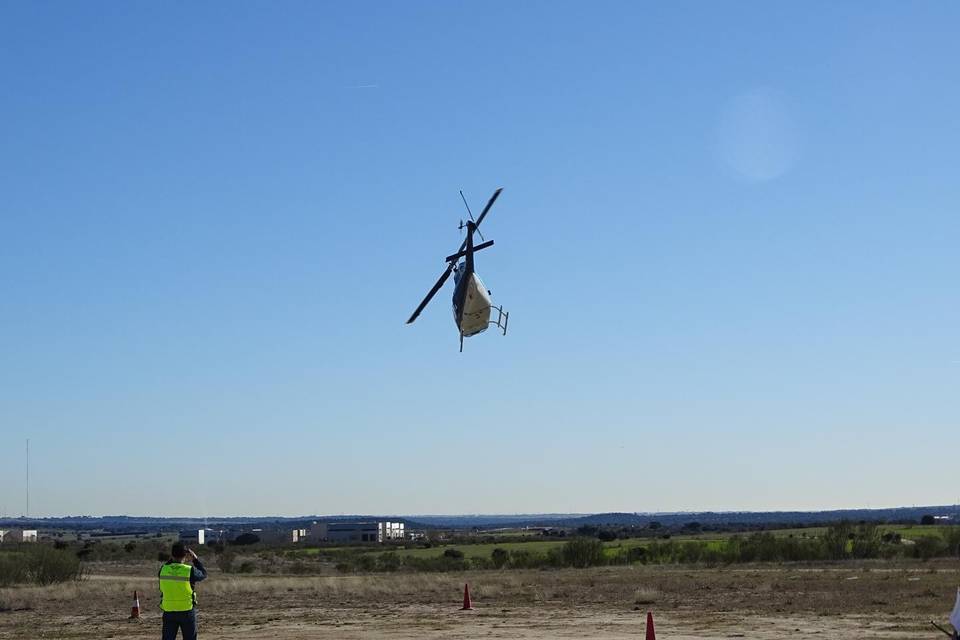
171, 542, 187, 561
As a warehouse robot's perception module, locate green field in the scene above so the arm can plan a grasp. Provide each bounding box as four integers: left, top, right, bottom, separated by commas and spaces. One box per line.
291, 523, 957, 562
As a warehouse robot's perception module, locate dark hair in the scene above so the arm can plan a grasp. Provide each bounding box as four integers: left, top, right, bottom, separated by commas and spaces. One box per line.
171, 542, 187, 559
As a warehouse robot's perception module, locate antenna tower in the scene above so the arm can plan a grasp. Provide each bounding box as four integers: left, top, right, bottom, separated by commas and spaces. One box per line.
25, 439, 29, 519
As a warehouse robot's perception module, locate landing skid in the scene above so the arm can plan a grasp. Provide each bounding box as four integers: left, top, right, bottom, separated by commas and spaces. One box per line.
489, 305, 509, 336
459, 306, 509, 353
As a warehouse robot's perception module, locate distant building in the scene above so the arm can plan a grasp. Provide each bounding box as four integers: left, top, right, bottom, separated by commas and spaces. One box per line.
380, 521, 404, 541
179, 528, 225, 545
310, 521, 404, 543
291, 528, 308, 543
0, 529, 38, 543
179, 529, 203, 545
310, 522, 328, 540
247, 527, 285, 544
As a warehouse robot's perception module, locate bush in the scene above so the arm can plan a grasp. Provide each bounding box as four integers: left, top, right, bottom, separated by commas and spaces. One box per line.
626, 546, 647, 564
0, 554, 29, 587
216, 551, 235, 573
490, 548, 509, 569
561, 538, 605, 568
0, 547, 84, 586
943, 528, 960, 559
850, 523, 881, 559
355, 554, 377, 572
508, 549, 543, 569
914, 536, 947, 561
821, 522, 853, 560
443, 548, 464, 560
32, 547, 83, 585
378, 552, 402, 572
231, 533, 260, 546
238, 561, 256, 574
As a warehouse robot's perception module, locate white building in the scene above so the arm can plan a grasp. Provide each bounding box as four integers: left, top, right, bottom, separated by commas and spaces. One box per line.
310, 521, 404, 543
379, 521, 404, 541
0, 529, 38, 543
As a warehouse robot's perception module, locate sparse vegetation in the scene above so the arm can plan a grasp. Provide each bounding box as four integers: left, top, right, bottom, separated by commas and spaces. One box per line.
287, 522, 960, 573
0, 546, 83, 586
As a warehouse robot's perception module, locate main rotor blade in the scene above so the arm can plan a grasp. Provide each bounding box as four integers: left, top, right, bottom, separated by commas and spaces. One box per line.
406, 265, 454, 324
445, 239, 494, 263
460, 190, 484, 241
459, 190, 475, 221
473, 187, 502, 229
452, 188, 502, 255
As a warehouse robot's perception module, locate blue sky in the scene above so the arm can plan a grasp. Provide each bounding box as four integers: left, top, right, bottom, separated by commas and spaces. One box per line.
1, 2, 957, 517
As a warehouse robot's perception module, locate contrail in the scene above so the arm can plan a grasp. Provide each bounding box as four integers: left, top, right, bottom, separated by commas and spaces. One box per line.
348, 83, 379, 89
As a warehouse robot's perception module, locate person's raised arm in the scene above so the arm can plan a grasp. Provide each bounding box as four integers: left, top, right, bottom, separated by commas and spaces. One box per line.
186, 548, 207, 582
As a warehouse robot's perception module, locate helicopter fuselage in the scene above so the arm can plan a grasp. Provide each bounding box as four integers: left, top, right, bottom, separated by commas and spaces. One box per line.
405, 187, 508, 351
452, 267, 492, 337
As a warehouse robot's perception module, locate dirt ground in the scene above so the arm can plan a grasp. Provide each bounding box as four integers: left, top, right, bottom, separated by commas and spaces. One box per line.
2, 560, 958, 639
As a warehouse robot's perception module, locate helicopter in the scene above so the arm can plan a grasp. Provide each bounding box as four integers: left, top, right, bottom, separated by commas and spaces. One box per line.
406, 188, 509, 351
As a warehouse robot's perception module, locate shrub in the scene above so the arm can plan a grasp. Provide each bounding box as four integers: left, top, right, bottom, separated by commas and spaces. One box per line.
0, 554, 29, 587
490, 548, 509, 569
821, 522, 853, 560
508, 549, 544, 569
231, 533, 260, 546
443, 548, 464, 560
677, 541, 706, 564
850, 523, 881, 559
914, 536, 947, 561
284, 560, 312, 575
216, 551, 235, 573
238, 561, 256, 574
561, 538, 605, 568
943, 528, 960, 559
378, 552, 402, 572
626, 546, 647, 564
0, 547, 82, 587
597, 529, 618, 542
355, 554, 377, 572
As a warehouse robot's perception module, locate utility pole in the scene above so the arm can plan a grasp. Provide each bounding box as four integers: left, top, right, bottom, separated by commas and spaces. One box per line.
25, 439, 29, 519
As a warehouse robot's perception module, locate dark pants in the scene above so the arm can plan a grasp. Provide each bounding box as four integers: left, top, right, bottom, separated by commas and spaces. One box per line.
162, 609, 197, 640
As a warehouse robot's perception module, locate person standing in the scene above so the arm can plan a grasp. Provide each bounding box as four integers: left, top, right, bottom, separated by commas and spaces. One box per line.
159, 542, 207, 640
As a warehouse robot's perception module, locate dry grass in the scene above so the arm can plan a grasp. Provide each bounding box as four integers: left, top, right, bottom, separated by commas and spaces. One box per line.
0, 571, 523, 607
633, 586, 660, 605
3, 560, 960, 640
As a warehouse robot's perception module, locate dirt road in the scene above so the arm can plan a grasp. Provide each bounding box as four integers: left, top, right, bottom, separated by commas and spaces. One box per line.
2, 561, 957, 638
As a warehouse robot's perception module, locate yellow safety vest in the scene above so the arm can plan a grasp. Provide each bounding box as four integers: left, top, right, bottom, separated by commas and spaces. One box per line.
158, 562, 194, 612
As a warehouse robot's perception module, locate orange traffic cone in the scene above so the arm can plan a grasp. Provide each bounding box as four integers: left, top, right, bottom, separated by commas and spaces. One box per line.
645, 611, 656, 640
460, 583, 474, 610
129, 590, 141, 620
